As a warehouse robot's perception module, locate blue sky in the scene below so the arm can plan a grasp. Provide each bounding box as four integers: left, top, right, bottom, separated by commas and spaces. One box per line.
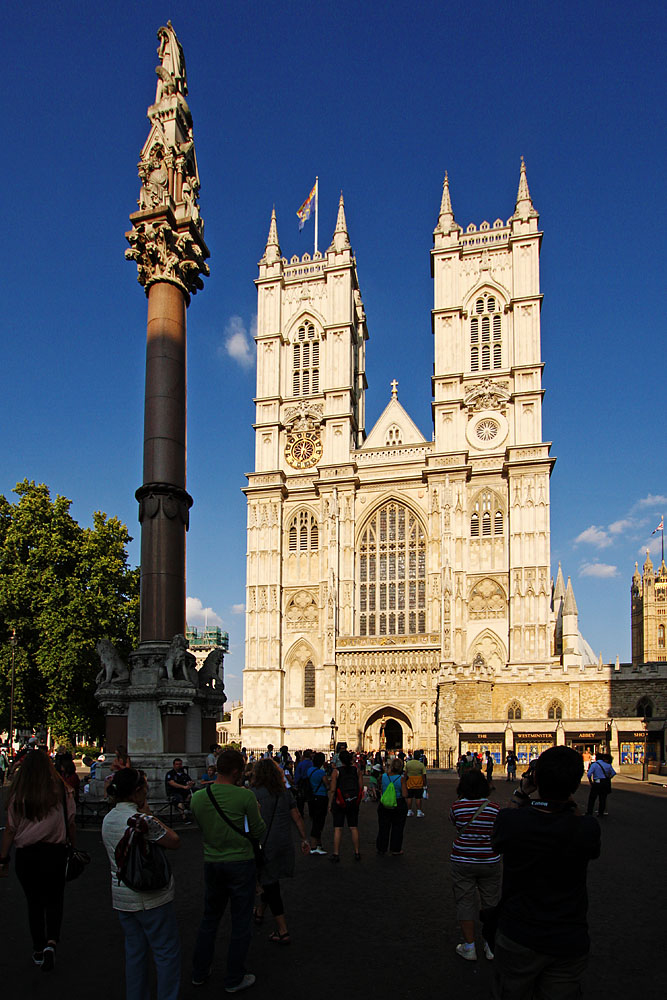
2, 3, 665, 701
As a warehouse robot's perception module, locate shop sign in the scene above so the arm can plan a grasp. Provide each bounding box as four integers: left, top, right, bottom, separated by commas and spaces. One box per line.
566, 731, 606, 741
618, 731, 652, 741
514, 732, 555, 741
462, 732, 505, 742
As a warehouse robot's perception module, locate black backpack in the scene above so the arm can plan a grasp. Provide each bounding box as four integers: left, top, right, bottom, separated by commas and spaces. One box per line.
297, 765, 316, 803
115, 814, 171, 892
335, 765, 360, 807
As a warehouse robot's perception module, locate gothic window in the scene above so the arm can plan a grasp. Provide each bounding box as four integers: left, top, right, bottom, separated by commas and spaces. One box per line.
547, 700, 563, 720
358, 501, 426, 636
507, 700, 522, 721
386, 425, 403, 446
292, 321, 320, 397
659, 624, 665, 648
636, 697, 653, 718
470, 294, 502, 373
470, 491, 504, 539
304, 661, 315, 707
288, 510, 319, 552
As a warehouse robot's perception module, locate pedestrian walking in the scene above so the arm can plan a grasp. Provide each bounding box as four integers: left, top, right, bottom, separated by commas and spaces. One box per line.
190, 748, 266, 993
449, 768, 501, 961
376, 758, 408, 856
102, 768, 181, 1000
586, 753, 616, 818
328, 749, 364, 862
505, 751, 517, 782
306, 752, 330, 855
405, 752, 428, 817
485, 751, 495, 789
251, 758, 310, 944
0, 747, 76, 971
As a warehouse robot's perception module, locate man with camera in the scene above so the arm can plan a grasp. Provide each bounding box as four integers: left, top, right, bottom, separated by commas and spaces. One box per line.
491, 746, 601, 998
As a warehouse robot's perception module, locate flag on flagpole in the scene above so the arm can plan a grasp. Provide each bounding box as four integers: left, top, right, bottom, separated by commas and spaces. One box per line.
297, 181, 317, 231
652, 516, 664, 534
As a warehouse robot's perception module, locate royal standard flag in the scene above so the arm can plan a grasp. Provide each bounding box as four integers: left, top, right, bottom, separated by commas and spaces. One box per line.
297, 181, 317, 231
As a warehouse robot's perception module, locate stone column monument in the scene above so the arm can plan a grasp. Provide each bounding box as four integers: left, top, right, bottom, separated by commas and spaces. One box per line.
95, 24, 224, 788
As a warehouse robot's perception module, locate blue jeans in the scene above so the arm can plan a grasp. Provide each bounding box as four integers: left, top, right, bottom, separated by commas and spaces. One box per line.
117, 902, 181, 1000
192, 859, 256, 988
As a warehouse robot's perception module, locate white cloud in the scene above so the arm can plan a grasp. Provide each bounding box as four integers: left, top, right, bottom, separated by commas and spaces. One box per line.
638, 537, 663, 558
608, 518, 634, 535
221, 315, 256, 369
633, 494, 667, 510
579, 562, 618, 578
231, 603, 245, 614
226, 673, 238, 680
574, 525, 612, 548
186, 596, 223, 627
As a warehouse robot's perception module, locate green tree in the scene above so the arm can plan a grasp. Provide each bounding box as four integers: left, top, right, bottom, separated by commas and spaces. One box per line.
0, 481, 139, 741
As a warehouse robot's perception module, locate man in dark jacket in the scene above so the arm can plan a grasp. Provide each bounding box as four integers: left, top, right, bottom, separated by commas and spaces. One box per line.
491, 746, 600, 998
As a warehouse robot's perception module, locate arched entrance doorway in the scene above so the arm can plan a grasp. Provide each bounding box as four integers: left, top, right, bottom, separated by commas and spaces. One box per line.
384, 719, 403, 750
362, 707, 413, 752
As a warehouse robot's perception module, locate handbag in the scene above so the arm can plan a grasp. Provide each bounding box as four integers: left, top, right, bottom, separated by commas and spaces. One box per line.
114, 814, 171, 891
62, 787, 90, 882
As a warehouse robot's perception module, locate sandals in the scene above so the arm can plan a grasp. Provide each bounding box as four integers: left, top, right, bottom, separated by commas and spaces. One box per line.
268, 931, 291, 945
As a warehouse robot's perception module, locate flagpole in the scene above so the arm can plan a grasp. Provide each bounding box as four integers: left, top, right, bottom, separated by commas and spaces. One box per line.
314, 176, 318, 256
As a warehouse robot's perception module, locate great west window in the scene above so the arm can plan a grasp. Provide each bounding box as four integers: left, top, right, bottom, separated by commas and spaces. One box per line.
358, 501, 426, 636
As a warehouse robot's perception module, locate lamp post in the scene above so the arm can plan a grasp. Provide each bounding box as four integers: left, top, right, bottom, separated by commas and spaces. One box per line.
330, 718, 337, 752
9, 629, 17, 756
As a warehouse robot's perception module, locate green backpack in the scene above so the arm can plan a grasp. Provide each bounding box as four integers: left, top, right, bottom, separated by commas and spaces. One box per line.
380, 776, 399, 808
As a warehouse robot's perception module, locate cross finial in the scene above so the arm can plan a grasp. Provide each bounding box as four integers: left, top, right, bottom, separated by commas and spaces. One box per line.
390, 379, 398, 398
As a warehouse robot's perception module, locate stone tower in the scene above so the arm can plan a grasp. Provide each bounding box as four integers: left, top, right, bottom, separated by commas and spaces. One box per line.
632, 552, 667, 665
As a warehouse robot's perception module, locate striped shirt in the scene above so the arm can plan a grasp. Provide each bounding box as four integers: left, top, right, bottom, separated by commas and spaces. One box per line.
449, 797, 501, 863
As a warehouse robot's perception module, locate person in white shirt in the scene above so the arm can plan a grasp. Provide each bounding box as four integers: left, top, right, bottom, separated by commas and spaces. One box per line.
586, 753, 616, 818
102, 768, 181, 1000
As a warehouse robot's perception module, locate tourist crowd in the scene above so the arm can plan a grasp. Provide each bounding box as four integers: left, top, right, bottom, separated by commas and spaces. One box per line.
0, 742, 611, 998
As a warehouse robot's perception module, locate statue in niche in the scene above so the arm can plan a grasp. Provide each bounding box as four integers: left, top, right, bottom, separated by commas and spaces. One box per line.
161, 634, 197, 683
421, 702, 427, 726
155, 21, 188, 102
350, 703, 357, 723
340, 704, 346, 724
95, 639, 130, 686
138, 144, 169, 211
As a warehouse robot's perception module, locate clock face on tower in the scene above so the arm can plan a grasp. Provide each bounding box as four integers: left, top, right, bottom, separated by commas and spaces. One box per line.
284, 431, 323, 469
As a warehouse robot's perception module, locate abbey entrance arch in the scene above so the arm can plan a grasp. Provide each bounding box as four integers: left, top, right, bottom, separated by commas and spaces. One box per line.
362, 706, 414, 752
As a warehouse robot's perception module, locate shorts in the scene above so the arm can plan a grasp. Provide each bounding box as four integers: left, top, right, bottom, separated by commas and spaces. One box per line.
332, 802, 360, 828
450, 860, 501, 921
406, 785, 424, 799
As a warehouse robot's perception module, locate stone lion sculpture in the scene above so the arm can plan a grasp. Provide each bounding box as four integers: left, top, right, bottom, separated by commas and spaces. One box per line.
161, 634, 197, 683
197, 648, 225, 690
95, 639, 130, 685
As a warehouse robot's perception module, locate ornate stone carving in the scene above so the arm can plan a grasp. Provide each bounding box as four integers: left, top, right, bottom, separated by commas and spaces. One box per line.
464, 378, 510, 414
469, 578, 507, 619
136, 483, 193, 529
126, 22, 208, 299
95, 638, 130, 686
125, 219, 209, 297
100, 701, 129, 716
197, 648, 225, 690
285, 591, 319, 629
160, 634, 197, 683
283, 402, 323, 433
158, 700, 191, 715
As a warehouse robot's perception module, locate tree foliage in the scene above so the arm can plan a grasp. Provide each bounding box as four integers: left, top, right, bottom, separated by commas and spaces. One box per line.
0, 481, 139, 741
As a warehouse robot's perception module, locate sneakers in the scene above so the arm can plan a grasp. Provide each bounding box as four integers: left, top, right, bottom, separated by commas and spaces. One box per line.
329, 854, 340, 863
406, 809, 414, 817
455, 943, 477, 961
416, 809, 424, 817
192, 968, 211, 986
42, 945, 56, 972
225, 974, 256, 993
32, 951, 44, 967
483, 940, 494, 960
310, 846, 327, 855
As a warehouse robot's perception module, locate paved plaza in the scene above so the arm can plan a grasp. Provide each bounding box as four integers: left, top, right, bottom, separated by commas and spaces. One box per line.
1, 773, 663, 999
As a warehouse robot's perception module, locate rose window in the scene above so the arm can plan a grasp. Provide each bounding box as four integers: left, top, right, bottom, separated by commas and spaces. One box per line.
476, 419, 498, 442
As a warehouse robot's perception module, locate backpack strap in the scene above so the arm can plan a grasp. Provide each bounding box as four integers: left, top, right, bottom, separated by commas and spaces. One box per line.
206, 784, 257, 847
457, 800, 489, 835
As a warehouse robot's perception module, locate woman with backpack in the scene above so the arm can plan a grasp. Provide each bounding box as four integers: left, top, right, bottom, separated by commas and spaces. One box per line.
0, 748, 76, 971
376, 758, 409, 856
328, 749, 364, 863
251, 758, 310, 944
102, 768, 181, 1000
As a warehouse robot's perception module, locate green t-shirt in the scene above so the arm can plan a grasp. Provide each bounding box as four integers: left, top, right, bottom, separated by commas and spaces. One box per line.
405, 759, 426, 779
191, 783, 266, 863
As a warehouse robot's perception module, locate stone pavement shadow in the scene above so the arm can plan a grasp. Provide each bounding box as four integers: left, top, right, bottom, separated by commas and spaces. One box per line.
0, 775, 663, 999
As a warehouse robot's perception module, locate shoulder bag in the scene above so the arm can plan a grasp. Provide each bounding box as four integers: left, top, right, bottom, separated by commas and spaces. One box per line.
62, 787, 91, 882
206, 785, 278, 869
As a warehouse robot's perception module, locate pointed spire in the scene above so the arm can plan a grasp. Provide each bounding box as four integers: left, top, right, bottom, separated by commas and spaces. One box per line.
434, 171, 455, 234
553, 562, 566, 601
262, 206, 281, 263
513, 156, 537, 220
563, 576, 578, 615
330, 191, 351, 252
644, 548, 654, 573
